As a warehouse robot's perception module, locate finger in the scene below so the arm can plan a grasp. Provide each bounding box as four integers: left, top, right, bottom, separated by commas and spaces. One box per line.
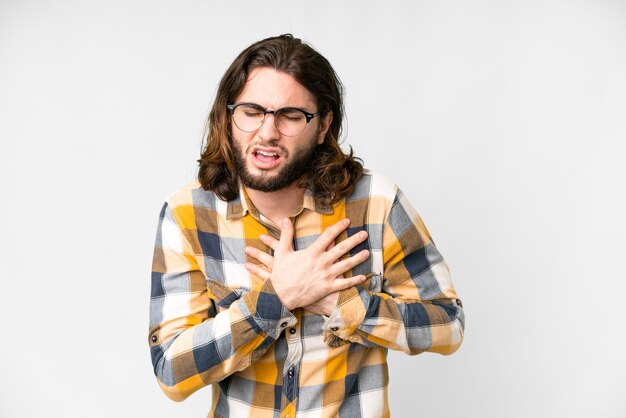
245, 262, 271, 280
277, 218, 294, 252
325, 239, 336, 252
330, 274, 367, 292
259, 234, 279, 251
329, 249, 370, 277
244, 246, 275, 269
326, 230, 368, 261
312, 218, 350, 252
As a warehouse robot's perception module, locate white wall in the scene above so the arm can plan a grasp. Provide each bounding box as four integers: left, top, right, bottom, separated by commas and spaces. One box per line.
1, 1, 625, 416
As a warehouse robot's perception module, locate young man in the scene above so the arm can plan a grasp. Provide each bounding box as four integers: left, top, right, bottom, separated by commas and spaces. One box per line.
149, 34, 464, 418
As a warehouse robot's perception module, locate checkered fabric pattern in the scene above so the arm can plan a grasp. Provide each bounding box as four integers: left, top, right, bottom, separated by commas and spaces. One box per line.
149, 170, 465, 417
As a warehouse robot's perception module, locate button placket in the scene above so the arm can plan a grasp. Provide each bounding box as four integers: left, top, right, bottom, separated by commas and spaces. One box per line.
282, 311, 302, 410
285, 313, 302, 366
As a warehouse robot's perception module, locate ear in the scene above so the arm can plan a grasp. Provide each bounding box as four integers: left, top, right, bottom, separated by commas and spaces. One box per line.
316, 111, 333, 145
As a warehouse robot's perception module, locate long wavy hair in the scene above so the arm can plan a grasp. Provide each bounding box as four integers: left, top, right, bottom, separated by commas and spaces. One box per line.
198, 34, 363, 205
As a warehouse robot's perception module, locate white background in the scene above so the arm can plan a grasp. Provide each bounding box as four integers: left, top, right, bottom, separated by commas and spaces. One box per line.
1, 1, 625, 417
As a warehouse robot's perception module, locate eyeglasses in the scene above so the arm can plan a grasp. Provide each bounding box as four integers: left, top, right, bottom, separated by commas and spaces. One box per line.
227, 102, 320, 137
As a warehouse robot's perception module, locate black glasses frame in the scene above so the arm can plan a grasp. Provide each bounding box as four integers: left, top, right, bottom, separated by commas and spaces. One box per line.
226, 102, 320, 135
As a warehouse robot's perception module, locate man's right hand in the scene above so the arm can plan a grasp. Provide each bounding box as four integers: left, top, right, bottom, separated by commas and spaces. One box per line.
244, 218, 370, 311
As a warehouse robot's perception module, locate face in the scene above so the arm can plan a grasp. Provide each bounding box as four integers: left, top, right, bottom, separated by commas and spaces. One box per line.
230, 67, 332, 192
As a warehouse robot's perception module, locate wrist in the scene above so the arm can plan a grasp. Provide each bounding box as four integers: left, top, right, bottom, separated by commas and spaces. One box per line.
271, 280, 296, 311
325, 293, 340, 316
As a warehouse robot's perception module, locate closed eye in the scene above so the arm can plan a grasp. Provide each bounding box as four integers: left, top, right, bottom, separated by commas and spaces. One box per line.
278, 109, 305, 121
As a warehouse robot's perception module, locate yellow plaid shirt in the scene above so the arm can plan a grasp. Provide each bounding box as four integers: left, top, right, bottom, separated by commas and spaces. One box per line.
149, 170, 464, 417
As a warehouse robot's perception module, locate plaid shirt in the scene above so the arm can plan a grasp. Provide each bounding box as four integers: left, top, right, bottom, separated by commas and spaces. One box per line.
149, 170, 464, 417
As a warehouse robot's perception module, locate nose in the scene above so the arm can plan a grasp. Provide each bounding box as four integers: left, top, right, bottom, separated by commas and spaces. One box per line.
256, 112, 281, 141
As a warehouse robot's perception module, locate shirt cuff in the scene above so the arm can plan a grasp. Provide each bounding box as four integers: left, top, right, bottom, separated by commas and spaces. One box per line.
241, 279, 297, 340
322, 285, 370, 339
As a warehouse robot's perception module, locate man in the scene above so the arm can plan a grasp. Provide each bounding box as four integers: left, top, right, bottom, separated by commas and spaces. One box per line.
149, 34, 464, 418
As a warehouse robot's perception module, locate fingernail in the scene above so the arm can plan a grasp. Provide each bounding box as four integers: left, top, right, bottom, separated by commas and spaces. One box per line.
344, 218, 351, 226
359, 231, 368, 239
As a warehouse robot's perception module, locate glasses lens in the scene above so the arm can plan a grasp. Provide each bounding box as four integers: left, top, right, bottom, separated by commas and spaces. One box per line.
233, 104, 264, 132
275, 108, 307, 136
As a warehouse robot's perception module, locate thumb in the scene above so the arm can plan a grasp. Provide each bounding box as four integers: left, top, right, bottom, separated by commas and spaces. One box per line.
278, 218, 294, 252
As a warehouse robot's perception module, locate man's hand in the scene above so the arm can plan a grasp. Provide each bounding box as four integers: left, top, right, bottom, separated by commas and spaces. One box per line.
300, 292, 340, 317
244, 218, 369, 311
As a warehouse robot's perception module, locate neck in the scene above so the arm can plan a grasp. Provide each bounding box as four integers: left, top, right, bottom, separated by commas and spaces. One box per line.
245, 182, 306, 228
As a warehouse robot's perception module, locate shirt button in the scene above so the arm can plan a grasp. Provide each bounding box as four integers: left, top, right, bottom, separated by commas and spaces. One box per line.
289, 327, 296, 334
280, 322, 287, 328
151, 335, 158, 343
288, 367, 294, 379
331, 327, 339, 332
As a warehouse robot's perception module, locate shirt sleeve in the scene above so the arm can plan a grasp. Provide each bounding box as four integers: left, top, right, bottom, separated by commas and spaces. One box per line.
323, 188, 465, 355
148, 202, 296, 401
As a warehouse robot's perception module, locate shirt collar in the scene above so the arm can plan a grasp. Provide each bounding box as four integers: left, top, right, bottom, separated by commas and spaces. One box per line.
226, 183, 334, 220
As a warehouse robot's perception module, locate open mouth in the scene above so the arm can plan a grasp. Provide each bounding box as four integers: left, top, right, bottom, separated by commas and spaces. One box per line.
254, 150, 279, 161
251, 148, 282, 169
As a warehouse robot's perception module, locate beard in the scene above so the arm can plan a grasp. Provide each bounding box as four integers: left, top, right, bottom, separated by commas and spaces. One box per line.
232, 137, 318, 192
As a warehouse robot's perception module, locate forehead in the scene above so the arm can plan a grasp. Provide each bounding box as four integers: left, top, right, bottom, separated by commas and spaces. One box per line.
235, 67, 316, 110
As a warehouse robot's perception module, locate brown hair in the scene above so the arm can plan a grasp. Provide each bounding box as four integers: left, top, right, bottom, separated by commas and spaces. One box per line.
197, 34, 363, 204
